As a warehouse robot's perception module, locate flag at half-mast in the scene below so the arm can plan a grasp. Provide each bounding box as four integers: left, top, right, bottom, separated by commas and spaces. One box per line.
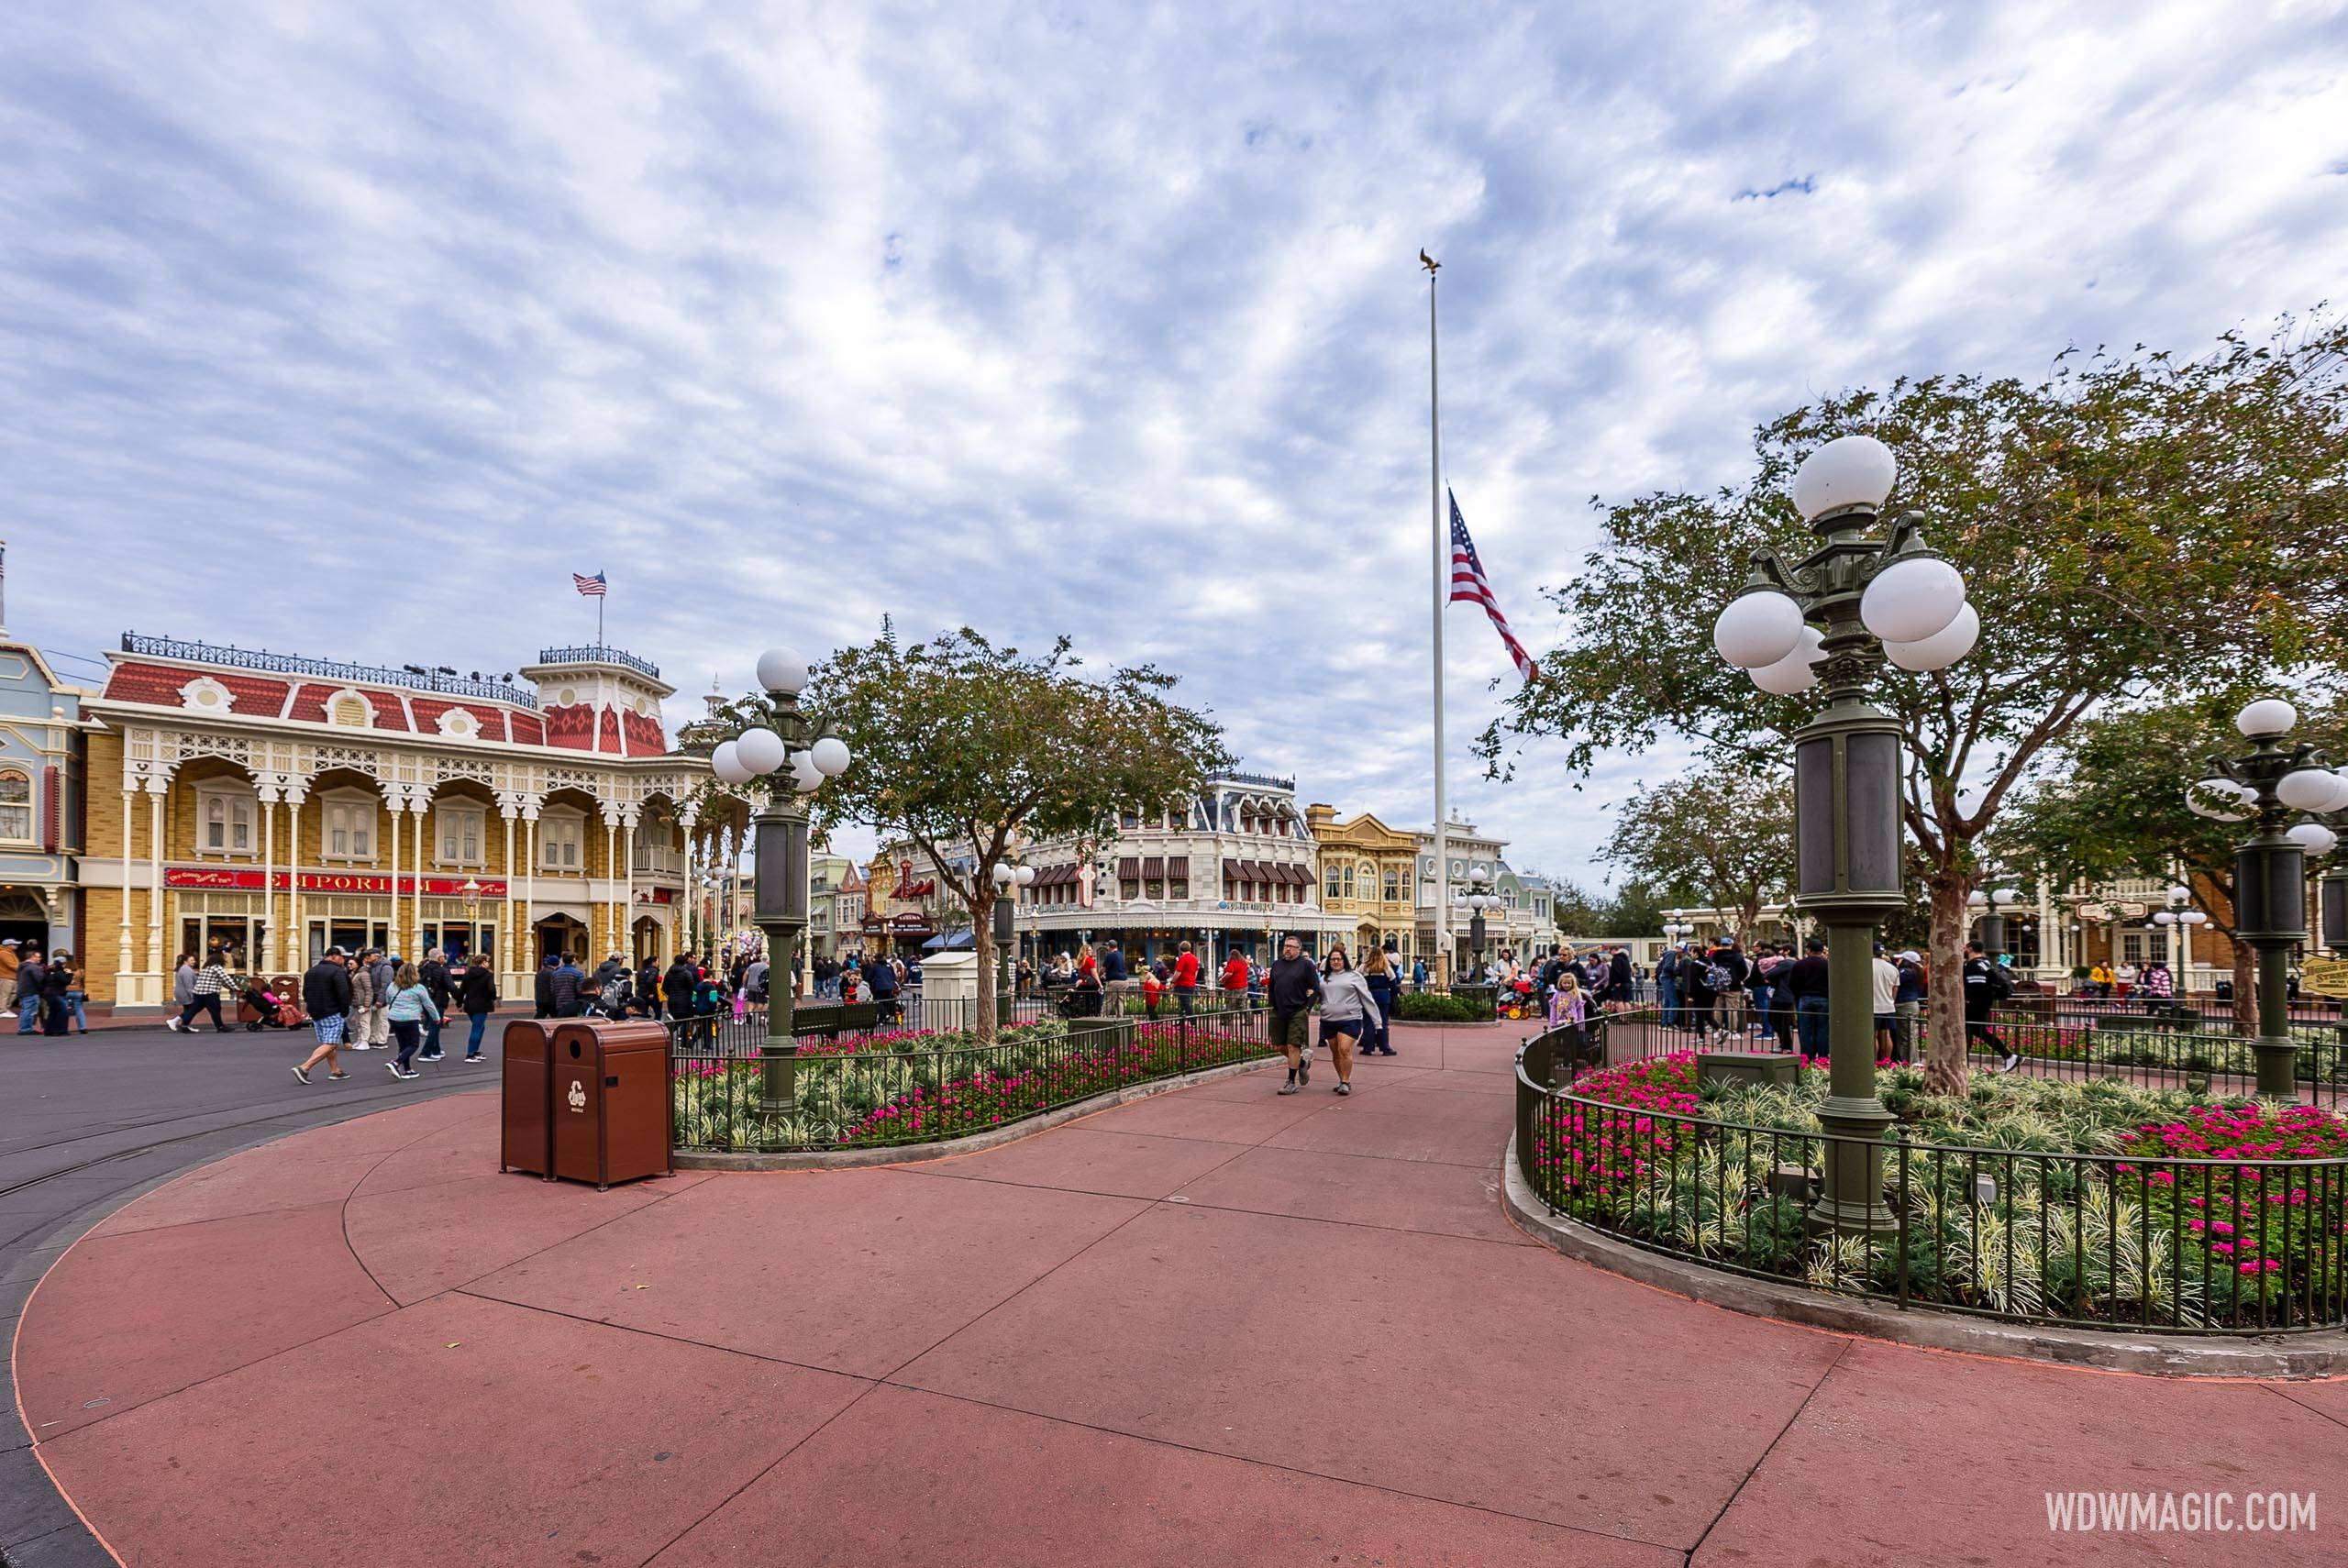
1447, 491, 1536, 683
571, 570, 608, 598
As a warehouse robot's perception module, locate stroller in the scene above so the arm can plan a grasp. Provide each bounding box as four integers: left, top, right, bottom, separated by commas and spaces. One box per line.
241, 975, 308, 1032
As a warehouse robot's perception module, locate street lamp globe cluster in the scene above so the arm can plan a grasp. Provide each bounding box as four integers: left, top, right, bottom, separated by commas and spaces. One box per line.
1453, 863, 1497, 971
704, 647, 853, 1114
2184, 698, 2341, 1097
1707, 433, 1975, 1234
991, 860, 1037, 1006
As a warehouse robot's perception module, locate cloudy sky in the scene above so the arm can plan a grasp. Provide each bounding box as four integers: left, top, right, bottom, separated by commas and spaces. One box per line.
6, 1, 2344, 881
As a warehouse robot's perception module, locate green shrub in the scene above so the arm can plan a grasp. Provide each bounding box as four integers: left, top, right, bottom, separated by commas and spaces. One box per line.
1395, 991, 1487, 1022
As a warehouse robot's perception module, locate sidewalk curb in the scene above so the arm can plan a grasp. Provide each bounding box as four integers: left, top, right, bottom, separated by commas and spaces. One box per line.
675, 1054, 1280, 1171
1500, 1133, 2348, 1380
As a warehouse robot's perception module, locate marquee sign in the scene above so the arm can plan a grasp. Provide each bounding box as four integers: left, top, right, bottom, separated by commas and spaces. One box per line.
164, 868, 510, 897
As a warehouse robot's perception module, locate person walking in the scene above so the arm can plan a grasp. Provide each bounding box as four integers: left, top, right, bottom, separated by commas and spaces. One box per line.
1315, 944, 1376, 1096
635, 955, 664, 1020
1964, 940, 2018, 1072
1266, 934, 1324, 1095
417, 947, 452, 1061
292, 946, 354, 1083
61, 954, 91, 1034
1656, 944, 1682, 1026
1220, 948, 1250, 1001
1893, 950, 1927, 1057
172, 950, 237, 1033
383, 962, 439, 1080
1869, 943, 1900, 1061
664, 951, 703, 1043
458, 955, 498, 1062
1362, 945, 1401, 1055
866, 947, 900, 1025
1788, 937, 1830, 1056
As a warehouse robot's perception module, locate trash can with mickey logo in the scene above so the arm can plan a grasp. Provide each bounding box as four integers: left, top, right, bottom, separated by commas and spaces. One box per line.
548, 1020, 674, 1189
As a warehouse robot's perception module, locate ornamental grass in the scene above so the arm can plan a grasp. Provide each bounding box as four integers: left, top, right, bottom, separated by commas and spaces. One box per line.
1531, 1052, 2348, 1331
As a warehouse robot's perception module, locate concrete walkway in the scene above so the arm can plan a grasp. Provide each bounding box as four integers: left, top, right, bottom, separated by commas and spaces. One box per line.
11, 1022, 2346, 1566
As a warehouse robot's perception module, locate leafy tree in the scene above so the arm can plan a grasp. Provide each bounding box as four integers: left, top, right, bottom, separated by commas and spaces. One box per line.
1993, 696, 2346, 1035
1600, 763, 1795, 942
1600, 878, 1679, 938
1484, 317, 2348, 1092
802, 627, 1230, 1041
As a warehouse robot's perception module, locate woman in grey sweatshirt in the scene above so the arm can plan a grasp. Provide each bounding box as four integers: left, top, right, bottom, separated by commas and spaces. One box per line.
1317, 945, 1378, 1097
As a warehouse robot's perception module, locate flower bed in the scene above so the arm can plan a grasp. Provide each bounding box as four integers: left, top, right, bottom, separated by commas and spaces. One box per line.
1527, 1052, 2348, 1331
673, 1017, 1279, 1153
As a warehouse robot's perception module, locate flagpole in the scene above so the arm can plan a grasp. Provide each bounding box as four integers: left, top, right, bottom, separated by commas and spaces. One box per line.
597, 580, 605, 651
1428, 260, 1450, 986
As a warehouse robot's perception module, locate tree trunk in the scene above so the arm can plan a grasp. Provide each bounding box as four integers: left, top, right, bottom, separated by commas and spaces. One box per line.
2230, 940, 2256, 1038
1922, 870, 1972, 1096
972, 889, 997, 1044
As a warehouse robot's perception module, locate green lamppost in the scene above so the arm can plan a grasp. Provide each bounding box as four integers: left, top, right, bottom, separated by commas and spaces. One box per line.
991, 859, 1035, 1023
708, 647, 853, 1115
2185, 700, 2343, 1098
1713, 435, 1977, 1232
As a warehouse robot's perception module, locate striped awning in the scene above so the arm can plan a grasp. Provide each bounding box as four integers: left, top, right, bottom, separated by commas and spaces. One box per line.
1141, 856, 1164, 878
1118, 856, 1140, 878
1223, 858, 1242, 884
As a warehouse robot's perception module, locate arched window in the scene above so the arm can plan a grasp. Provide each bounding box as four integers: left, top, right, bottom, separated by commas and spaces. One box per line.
0, 770, 30, 843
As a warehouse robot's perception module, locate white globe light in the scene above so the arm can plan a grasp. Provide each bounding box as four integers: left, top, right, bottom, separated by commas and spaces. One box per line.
734, 725, 788, 776
1994, 887, 2021, 904
2289, 821, 2339, 856
755, 647, 809, 697
2323, 771, 2348, 812
1712, 591, 1804, 668
1789, 434, 1898, 521
2277, 768, 2338, 812
991, 862, 1014, 888
788, 749, 824, 790
2167, 884, 2191, 902
2154, 911, 2176, 925
809, 735, 852, 777
2186, 779, 2230, 818
2235, 698, 2296, 737
1882, 602, 1981, 673
1750, 625, 1824, 695
1966, 890, 1988, 908
1015, 864, 1036, 887
1860, 556, 1968, 645
710, 740, 754, 789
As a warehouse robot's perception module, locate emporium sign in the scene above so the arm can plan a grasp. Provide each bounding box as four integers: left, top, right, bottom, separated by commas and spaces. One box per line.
164, 868, 509, 897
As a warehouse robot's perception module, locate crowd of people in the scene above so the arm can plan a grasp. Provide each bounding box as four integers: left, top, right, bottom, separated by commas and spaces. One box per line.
0, 939, 89, 1036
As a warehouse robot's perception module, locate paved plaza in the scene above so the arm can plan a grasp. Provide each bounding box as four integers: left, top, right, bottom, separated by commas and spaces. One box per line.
7, 1021, 2342, 1566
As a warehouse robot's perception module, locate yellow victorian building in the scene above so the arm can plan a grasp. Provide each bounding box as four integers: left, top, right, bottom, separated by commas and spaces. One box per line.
79, 635, 725, 1009
1304, 804, 1420, 964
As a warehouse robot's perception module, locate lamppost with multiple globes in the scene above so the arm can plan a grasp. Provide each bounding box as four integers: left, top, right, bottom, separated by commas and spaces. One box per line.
2151, 882, 2210, 999
2183, 697, 2345, 1098
1711, 435, 1975, 1231
991, 860, 1036, 1013
706, 648, 854, 1114
1455, 863, 1498, 975
1966, 882, 2022, 957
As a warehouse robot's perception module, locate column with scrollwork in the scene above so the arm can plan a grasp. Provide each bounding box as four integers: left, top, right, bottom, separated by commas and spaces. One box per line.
116, 780, 137, 1003
520, 802, 539, 974
284, 782, 307, 969
259, 778, 280, 971
499, 797, 519, 982
410, 795, 429, 959
145, 771, 169, 977
619, 808, 637, 966
677, 805, 701, 958
600, 807, 621, 961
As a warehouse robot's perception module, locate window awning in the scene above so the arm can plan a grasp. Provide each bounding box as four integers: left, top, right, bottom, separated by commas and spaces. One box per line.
1118, 856, 1140, 878
1141, 856, 1164, 878
1222, 858, 1242, 884
1282, 863, 1310, 885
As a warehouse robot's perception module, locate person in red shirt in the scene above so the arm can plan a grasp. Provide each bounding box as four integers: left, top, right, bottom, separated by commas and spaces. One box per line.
1171, 941, 1202, 1018
1220, 950, 1249, 999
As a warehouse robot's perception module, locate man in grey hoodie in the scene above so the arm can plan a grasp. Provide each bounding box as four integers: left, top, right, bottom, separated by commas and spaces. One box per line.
364, 949, 396, 1048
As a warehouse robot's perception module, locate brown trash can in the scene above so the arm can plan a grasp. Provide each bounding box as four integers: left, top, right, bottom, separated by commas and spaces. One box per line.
501, 1020, 556, 1180
549, 1020, 674, 1190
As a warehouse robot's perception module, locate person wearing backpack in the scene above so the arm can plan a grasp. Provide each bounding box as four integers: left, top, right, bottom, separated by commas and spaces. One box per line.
1964, 941, 2018, 1072
1787, 937, 1830, 1056
417, 948, 452, 1061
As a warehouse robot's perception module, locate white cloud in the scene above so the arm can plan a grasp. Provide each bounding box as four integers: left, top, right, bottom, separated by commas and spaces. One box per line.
4, 0, 2342, 889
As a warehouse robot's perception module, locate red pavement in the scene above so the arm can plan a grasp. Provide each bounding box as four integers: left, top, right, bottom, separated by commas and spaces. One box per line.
12, 1022, 2346, 1566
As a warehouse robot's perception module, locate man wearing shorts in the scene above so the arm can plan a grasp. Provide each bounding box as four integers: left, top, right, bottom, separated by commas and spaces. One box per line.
292, 945, 354, 1084
1266, 934, 1324, 1095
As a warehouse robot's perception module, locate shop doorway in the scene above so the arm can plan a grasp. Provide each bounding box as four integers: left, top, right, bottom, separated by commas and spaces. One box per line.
631, 915, 663, 966
0, 891, 49, 955
535, 915, 590, 966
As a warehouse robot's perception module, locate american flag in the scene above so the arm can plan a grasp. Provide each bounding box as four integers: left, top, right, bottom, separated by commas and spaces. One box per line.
1448, 491, 1536, 683
571, 570, 607, 598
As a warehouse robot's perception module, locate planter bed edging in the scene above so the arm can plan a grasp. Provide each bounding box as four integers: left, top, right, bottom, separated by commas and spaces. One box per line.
675, 1053, 1278, 1171
1501, 1133, 2348, 1380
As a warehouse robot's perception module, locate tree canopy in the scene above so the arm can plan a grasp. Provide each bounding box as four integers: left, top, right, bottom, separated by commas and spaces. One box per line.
804, 625, 1231, 1038
1599, 762, 1794, 941
1485, 315, 2348, 1089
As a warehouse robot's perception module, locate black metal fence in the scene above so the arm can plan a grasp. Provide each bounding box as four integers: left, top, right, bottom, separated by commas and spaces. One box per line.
670, 1005, 1279, 1154
1513, 1025, 2348, 1335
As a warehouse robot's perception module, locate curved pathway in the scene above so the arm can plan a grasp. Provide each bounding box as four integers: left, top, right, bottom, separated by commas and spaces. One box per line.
11, 1023, 2346, 1566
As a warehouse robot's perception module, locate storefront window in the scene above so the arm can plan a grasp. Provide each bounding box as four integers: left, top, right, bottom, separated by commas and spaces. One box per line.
0, 771, 31, 843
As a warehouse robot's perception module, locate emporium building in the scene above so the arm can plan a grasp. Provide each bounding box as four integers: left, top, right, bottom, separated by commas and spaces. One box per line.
79, 635, 720, 1009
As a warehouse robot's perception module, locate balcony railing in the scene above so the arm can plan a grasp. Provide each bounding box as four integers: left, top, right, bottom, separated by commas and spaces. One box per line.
535, 645, 661, 679
120, 634, 538, 708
